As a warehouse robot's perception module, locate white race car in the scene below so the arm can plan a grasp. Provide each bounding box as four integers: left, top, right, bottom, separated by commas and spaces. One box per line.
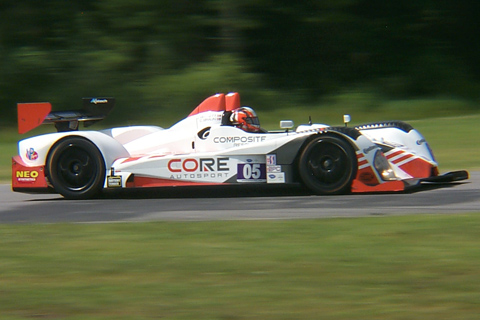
13, 92, 468, 199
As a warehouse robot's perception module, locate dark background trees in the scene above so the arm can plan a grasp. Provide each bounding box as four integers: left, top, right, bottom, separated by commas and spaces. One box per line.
1, 0, 479, 125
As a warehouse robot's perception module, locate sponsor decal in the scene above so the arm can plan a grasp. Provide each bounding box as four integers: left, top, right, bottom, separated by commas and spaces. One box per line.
12, 158, 47, 187
198, 114, 222, 123
90, 98, 108, 104
107, 176, 122, 188
213, 136, 267, 145
358, 171, 377, 185
267, 165, 282, 173
168, 157, 230, 179
26, 148, 38, 161
237, 163, 266, 182
169, 172, 229, 179
197, 127, 211, 140
168, 157, 229, 173
267, 172, 285, 184
266, 154, 277, 165
416, 138, 426, 146
16, 170, 39, 182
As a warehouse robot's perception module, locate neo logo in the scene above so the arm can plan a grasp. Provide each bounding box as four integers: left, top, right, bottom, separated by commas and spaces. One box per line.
16, 170, 39, 178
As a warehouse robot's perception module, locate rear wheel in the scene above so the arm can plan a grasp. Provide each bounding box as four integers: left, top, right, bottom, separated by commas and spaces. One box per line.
46, 137, 105, 199
298, 135, 357, 195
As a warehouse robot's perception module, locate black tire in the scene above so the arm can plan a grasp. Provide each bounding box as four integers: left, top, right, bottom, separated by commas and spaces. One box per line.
298, 135, 357, 195
46, 137, 106, 199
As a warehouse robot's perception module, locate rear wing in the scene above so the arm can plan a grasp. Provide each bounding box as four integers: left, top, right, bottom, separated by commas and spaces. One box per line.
17, 98, 114, 134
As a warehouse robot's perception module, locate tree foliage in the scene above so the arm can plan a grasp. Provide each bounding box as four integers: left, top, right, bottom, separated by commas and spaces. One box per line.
1, 0, 479, 124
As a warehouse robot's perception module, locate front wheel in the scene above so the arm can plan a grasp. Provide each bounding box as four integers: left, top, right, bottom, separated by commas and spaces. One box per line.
298, 135, 357, 195
46, 137, 106, 199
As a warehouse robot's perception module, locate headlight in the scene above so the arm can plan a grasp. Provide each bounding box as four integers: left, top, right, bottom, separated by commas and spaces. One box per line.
373, 151, 396, 181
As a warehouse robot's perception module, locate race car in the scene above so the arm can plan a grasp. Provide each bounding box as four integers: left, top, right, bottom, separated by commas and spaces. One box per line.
12, 92, 468, 199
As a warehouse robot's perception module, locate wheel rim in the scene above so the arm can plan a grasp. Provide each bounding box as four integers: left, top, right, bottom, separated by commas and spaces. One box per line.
56, 144, 97, 191
306, 141, 350, 187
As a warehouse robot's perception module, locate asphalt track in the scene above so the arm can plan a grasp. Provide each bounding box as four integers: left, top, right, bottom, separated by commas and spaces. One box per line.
1, 172, 479, 224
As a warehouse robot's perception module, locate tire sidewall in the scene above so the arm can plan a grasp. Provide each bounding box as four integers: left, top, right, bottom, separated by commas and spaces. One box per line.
298, 134, 357, 195
46, 137, 106, 199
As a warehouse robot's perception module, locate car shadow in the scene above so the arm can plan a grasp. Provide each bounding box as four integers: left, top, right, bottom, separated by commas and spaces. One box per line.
26, 181, 469, 201
98, 184, 312, 199
99, 181, 468, 199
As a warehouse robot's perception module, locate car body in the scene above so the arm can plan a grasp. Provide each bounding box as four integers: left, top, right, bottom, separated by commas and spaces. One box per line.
12, 92, 468, 199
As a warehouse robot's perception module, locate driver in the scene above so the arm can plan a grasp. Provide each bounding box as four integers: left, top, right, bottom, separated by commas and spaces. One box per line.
229, 106, 261, 132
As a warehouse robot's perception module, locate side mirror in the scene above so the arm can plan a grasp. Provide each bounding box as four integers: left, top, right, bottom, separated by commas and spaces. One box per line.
343, 114, 351, 127
280, 120, 294, 129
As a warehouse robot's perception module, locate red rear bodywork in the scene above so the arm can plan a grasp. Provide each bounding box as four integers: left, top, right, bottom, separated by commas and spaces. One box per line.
17, 102, 52, 134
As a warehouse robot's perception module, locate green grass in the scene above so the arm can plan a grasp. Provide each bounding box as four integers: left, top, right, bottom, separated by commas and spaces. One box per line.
1, 128, 19, 181
257, 95, 480, 128
1, 215, 480, 319
410, 115, 480, 171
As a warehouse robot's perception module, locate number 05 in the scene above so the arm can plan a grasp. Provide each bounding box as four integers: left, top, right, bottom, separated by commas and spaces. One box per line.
243, 163, 261, 179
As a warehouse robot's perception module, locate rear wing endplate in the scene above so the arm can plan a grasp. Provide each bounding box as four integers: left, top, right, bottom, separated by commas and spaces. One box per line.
17, 98, 114, 134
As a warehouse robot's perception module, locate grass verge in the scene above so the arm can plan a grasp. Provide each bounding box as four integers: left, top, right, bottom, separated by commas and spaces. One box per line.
410, 115, 480, 171
1, 215, 480, 319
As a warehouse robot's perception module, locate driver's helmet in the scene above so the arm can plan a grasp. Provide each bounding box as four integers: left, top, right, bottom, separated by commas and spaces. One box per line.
230, 107, 261, 132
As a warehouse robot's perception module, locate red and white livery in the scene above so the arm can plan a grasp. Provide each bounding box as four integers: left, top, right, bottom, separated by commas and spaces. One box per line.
12, 93, 468, 199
